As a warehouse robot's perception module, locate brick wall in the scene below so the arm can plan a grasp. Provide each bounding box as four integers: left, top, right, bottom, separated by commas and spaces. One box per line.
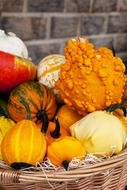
0, 0, 127, 65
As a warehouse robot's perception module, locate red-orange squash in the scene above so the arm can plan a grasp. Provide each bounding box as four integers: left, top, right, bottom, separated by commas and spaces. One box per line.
0, 51, 37, 93
7, 81, 57, 129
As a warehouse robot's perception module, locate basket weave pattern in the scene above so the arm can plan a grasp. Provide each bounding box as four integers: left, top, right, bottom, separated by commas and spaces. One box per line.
0, 149, 127, 190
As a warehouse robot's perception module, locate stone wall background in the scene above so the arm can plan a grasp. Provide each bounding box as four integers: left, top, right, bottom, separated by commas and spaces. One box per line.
0, 0, 127, 65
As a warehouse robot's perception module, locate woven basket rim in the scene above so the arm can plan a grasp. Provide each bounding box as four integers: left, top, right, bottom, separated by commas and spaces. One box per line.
1, 148, 127, 184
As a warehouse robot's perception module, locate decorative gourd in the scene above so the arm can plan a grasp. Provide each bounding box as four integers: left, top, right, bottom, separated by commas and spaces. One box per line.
57, 105, 82, 133
0, 51, 37, 93
55, 37, 126, 115
1, 119, 47, 165
47, 136, 86, 169
70, 104, 127, 156
1, 99, 47, 165
37, 54, 65, 89
122, 80, 127, 108
7, 81, 57, 130
45, 117, 70, 145
0, 29, 28, 58
112, 104, 127, 133
0, 107, 15, 160
115, 113, 127, 133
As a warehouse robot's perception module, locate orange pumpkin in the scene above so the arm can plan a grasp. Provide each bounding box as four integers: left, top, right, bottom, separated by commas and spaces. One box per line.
45, 117, 70, 145
57, 105, 82, 133
47, 136, 86, 169
7, 81, 57, 130
1, 119, 47, 165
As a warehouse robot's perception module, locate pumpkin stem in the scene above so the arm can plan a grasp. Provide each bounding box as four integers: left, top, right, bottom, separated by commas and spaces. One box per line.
106, 103, 126, 117
0, 107, 8, 118
36, 110, 49, 133
62, 160, 69, 171
19, 98, 31, 120
110, 40, 115, 56
50, 116, 61, 138
11, 162, 33, 170
4, 29, 8, 35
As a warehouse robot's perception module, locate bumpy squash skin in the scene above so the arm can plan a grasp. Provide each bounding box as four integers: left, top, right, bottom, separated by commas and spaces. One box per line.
56, 38, 126, 115
7, 81, 57, 127
0, 51, 37, 93
1, 120, 47, 165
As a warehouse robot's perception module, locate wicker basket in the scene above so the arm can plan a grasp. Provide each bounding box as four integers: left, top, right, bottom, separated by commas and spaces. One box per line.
0, 149, 127, 190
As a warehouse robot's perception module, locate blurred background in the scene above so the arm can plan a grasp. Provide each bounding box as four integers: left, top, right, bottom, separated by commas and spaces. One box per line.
0, 0, 127, 65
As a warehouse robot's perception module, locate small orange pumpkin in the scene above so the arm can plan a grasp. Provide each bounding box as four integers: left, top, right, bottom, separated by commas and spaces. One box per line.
57, 105, 82, 133
45, 117, 70, 145
47, 136, 86, 169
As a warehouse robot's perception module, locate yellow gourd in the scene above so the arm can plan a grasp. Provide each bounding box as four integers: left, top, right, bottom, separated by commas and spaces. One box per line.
0, 107, 15, 160
47, 136, 86, 169
70, 104, 127, 156
0, 116, 15, 160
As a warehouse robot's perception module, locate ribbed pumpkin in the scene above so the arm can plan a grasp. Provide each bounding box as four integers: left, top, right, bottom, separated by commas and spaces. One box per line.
7, 81, 57, 129
1, 119, 47, 165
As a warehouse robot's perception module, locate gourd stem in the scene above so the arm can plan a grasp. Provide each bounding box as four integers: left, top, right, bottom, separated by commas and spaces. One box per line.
50, 117, 61, 138
106, 103, 126, 117
110, 40, 115, 56
0, 107, 8, 118
11, 162, 33, 170
36, 110, 49, 133
19, 98, 31, 120
62, 160, 69, 171
4, 29, 8, 35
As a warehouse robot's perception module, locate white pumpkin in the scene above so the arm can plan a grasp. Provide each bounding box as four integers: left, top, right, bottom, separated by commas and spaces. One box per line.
37, 54, 65, 89
70, 110, 127, 156
0, 29, 28, 58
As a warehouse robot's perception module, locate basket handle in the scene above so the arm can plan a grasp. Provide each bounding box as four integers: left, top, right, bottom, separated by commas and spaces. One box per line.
0, 169, 19, 184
